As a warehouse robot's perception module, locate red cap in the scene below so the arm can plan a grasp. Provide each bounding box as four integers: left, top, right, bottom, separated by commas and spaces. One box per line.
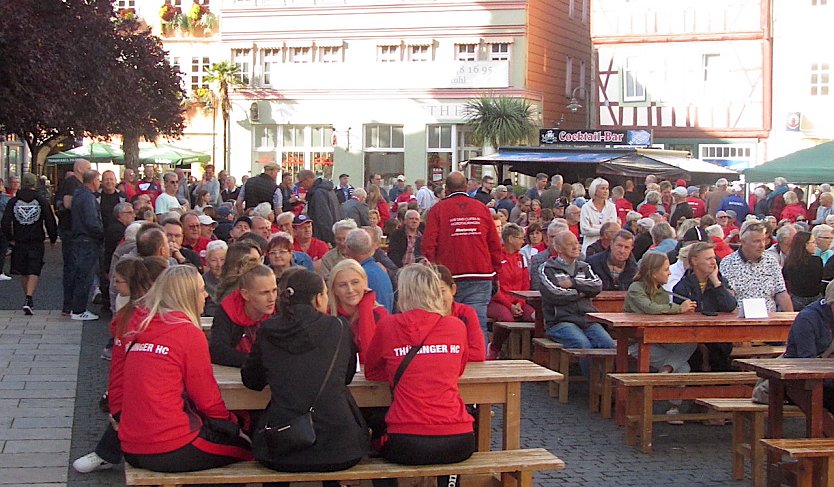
675, 178, 687, 187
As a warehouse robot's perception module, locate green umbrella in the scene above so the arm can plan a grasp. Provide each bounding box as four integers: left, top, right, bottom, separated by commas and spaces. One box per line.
743, 141, 834, 184
46, 142, 125, 165
138, 144, 211, 166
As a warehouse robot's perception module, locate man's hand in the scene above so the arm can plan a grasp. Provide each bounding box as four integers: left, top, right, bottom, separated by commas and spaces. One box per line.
557, 277, 573, 288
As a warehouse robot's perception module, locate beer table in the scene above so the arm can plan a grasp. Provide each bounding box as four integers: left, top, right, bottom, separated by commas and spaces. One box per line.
735, 358, 834, 486
586, 312, 797, 423
510, 290, 626, 338
214, 360, 561, 452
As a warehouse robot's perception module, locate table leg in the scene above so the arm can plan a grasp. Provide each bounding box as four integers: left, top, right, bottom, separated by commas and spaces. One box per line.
503, 383, 521, 450
796, 459, 814, 487
731, 411, 744, 480
767, 379, 786, 487
821, 456, 834, 487
807, 381, 825, 438
752, 410, 766, 487
637, 342, 651, 372
615, 338, 629, 425
477, 404, 492, 452
602, 356, 614, 419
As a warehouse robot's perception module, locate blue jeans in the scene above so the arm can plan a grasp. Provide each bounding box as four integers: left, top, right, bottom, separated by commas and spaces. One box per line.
546, 322, 615, 375
454, 279, 492, 347
59, 229, 75, 313
72, 239, 101, 314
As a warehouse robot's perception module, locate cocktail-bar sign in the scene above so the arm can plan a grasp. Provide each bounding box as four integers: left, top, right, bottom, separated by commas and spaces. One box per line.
540, 129, 652, 146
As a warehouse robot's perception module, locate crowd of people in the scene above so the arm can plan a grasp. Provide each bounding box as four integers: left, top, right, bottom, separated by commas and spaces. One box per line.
5, 159, 834, 475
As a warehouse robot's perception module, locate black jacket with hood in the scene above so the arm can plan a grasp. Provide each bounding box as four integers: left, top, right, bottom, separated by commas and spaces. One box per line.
307, 178, 343, 245
1, 188, 58, 244
241, 303, 368, 471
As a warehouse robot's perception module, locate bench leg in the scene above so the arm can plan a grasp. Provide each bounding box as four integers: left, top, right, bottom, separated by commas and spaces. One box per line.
588, 357, 600, 413
601, 357, 614, 419
547, 349, 559, 398
751, 411, 765, 487
477, 404, 492, 452
508, 331, 521, 359
821, 456, 834, 487
639, 385, 653, 454
501, 470, 532, 487
624, 387, 638, 447
558, 349, 570, 404
796, 458, 815, 487
519, 330, 531, 360
731, 411, 745, 480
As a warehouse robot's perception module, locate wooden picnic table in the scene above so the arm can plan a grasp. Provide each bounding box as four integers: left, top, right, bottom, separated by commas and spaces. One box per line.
510, 290, 626, 339
587, 312, 797, 424
734, 358, 834, 487
214, 359, 561, 452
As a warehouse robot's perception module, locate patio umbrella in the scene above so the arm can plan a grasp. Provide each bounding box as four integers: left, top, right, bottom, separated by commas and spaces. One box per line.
45, 142, 125, 165
743, 141, 834, 183
138, 144, 211, 166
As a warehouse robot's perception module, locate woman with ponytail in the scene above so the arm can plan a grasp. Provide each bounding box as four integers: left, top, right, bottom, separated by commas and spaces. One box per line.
118, 265, 252, 472
327, 258, 388, 363
210, 257, 277, 367
242, 269, 368, 476
72, 256, 168, 473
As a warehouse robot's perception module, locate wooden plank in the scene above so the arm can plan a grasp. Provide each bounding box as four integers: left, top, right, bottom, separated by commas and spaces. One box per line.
589, 312, 797, 328
125, 448, 565, 485
762, 439, 834, 458
735, 359, 834, 381
695, 398, 803, 416
610, 372, 757, 386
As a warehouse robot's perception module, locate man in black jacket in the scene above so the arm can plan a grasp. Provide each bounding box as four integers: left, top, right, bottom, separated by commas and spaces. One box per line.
1, 173, 58, 315
586, 230, 637, 291
299, 170, 342, 245
70, 170, 104, 321
387, 209, 423, 267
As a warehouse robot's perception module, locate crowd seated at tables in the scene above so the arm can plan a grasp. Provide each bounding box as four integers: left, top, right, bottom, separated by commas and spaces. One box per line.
61, 165, 834, 477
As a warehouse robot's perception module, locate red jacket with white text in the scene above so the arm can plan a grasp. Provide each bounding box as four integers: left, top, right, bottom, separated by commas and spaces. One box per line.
422, 192, 502, 280
364, 309, 473, 436
118, 309, 236, 455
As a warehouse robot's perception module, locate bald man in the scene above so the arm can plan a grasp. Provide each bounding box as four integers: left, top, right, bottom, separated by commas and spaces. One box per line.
56, 159, 92, 316
423, 171, 502, 344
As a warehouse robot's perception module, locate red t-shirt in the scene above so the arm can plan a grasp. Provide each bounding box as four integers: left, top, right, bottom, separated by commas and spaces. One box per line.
614, 198, 634, 225
687, 197, 706, 218
294, 238, 329, 261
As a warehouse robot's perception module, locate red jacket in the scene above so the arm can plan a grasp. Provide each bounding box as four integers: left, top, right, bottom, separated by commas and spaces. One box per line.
376, 200, 391, 229
638, 203, 658, 218
337, 290, 388, 364
491, 249, 529, 310
364, 310, 473, 436
422, 193, 502, 280
451, 302, 486, 362
781, 203, 808, 223
614, 198, 633, 225
118, 309, 236, 455
710, 236, 734, 259
294, 238, 329, 261
687, 197, 706, 218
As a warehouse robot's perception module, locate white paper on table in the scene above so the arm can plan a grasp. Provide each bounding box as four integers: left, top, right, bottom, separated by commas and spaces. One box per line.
739, 298, 769, 319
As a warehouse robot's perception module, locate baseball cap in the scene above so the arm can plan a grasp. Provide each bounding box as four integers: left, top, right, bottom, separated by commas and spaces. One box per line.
293, 214, 313, 226
675, 179, 687, 187
216, 206, 232, 219
672, 187, 687, 197
21, 173, 37, 188
687, 185, 699, 195
637, 218, 655, 229
396, 175, 406, 182
198, 214, 216, 225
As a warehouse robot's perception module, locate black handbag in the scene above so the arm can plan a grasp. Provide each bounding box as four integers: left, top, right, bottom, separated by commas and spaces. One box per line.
262, 320, 344, 456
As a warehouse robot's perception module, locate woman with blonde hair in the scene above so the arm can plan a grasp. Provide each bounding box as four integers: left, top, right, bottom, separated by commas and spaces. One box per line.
365, 264, 475, 487
366, 184, 390, 229
117, 265, 252, 472
327, 258, 388, 363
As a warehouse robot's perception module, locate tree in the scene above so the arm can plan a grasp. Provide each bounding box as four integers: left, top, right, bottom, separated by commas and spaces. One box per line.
205, 61, 244, 173
0, 0, 185, 174
463, 95, 538, 152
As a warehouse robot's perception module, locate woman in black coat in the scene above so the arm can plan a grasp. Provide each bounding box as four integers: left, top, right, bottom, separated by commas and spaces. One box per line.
241, 268, 368, 477
673, 241, 738, 371
782, 231, 824, 311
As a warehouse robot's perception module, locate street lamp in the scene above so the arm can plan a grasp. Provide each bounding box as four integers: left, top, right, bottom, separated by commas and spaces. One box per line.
566, 86, 583, 113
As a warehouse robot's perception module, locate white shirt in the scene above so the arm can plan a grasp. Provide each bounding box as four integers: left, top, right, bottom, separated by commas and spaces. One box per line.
416, 186, 435, 211
579, 199, 618, 254
662, 260, 687, 299
154, 193, 182, 215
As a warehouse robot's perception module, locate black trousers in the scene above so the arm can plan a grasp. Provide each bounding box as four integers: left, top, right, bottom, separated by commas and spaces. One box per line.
377, 432, 476, 487
95, 422, 122, 465
124, 424, 251, 473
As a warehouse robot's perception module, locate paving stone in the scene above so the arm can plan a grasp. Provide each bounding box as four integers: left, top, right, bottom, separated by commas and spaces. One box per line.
0, 467, 67, 484
12, 416, 74, 429
3, 439, 71, 453
0, 452, 70, 467
0, 428, 72, 440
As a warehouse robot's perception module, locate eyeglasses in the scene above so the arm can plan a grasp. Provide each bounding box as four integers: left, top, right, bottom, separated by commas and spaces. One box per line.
269, 249, 291, 256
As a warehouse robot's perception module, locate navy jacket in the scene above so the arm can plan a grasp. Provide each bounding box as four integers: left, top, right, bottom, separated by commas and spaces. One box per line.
672, 270, 737, 313
71, 185, 103, 242
586, 249, 637, 291
785, 299, 834, 359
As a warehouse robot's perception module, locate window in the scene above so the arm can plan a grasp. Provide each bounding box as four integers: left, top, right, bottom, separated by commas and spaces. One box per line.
232, 49, 251, 85
457, 126, 482, 179
427, 125, 453, 183
364, 124, 405, 184
427, 125, 452, 150
813, 0, 828, 5
262, 49, 281, 86
582, 0, 589, 23
699, 143, 756, 170
623, 57, 646, 102
488, 43, 510, 61
565, 57, 574, 97
318, 46, 342, 63
579, 60, 586, 98
408, 45, 431, 62
190, 56, 210, 92
378, 45, 401, 63
290, 47, 312, 64
811, 62, 830, 96
264, 124, 334, 181
568, 0, 575, 18
456, 44, 478, 62
702, 54, 722, 96
115, 0, 136, 8
167, 55, 185, 89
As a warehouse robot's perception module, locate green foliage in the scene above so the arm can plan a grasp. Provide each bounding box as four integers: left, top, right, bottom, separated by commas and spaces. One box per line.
463, 95, 538, 150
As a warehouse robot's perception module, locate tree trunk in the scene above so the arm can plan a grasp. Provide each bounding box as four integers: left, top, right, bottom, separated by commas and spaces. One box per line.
222, 111, 228, 174
122, 131, 140, 170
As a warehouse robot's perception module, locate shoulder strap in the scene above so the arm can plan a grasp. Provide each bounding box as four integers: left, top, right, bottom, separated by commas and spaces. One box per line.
392, 338, 425, 391
309, 318, 345, 412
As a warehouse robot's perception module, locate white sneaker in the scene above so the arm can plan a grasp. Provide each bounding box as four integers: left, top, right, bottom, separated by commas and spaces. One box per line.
666, 407, 684, 425
71, 311, 99, 321
0, 274, 11, 281
72, 452, 114, 473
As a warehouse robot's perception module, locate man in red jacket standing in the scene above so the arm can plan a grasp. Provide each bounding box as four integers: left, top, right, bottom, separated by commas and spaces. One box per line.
423, 171, 502, 344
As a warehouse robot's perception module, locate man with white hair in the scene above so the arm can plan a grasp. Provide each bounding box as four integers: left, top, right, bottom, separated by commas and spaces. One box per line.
344, 228, 394, 312
155, 172, 183, 218
318, 219, 358, 280
767, 223, 799, 267
530, 219, 570, 290
415, 179, 435, 212
706, 178, 730, 216
813, 224, 834, 265
814, 191, 834, 225
540, 174, 564, 210
388, 209, 423, 267
632, 217, 655, 261
341, 187, 371, 226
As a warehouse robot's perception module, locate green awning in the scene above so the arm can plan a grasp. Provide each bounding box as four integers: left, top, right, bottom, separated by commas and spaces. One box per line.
46, 143, 124, 165
744, 141, 834, 184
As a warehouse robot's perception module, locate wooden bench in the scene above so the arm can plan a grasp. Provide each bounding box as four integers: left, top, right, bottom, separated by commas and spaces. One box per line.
493, 322, 534, 360
124, 448, 565, 487
531, 338, 614, 416
696, 398, 804, 487
761, 439, 834, 487
730, 345, 786, 360
200, 317, 212, 340
609, 372, 759, 453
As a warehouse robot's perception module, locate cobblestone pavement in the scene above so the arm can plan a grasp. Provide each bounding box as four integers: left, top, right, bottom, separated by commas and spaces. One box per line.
0, 244, 806, 486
